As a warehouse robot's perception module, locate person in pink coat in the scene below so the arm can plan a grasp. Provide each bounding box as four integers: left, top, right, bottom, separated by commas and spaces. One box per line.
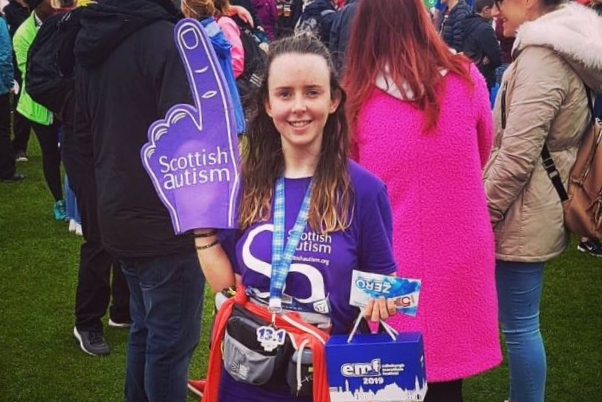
343, 0, 502, 401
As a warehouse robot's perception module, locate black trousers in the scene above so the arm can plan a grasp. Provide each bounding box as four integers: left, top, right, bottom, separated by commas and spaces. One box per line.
0, 92, 15, 179
30, 120, 62, 201
10, 69, 31, 154
64, 154, 130, 331
12, 60, 31, 153
12, 110, 31, 154
62, 102, 130, 332
424, 379, 464, 402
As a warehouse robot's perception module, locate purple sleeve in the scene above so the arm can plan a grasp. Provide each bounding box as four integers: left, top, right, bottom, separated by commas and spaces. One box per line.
357, 186, 397, 276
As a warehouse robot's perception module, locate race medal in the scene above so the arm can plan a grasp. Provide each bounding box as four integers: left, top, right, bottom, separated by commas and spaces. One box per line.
256, 326, 287, 352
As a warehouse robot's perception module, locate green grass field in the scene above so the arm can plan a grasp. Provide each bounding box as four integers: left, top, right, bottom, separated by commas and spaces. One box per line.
1, 142, 601, 401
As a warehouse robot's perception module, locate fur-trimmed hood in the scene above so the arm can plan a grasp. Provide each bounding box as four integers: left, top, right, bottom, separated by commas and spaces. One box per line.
513, 2, 602, 92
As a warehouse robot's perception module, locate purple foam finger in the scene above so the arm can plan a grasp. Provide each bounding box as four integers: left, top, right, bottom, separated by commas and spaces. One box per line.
141, 18, 240, 234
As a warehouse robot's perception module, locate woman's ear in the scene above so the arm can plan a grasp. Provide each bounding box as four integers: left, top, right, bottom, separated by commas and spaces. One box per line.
329, 88, 342, 114
264, 98, 273, 118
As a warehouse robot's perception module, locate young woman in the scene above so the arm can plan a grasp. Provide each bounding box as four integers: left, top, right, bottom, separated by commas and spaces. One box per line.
343, 0, 502, 401
192, 33, 399, 402
486, 1, 602, 401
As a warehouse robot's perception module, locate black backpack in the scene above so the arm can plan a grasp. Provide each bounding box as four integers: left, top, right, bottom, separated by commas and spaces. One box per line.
235, 24, 267, 115
26, 9, 83, 115
294, 1, 336, 46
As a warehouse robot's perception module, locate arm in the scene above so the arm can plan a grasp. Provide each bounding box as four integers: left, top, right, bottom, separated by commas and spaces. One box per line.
0, 19, 14, 91
358, 186, 398, 321
451, 8, 470, 52
480, 25, 502, 69
484, 48, 568, 225
218, 17, 245, 79
12, 22, 29, 79
471, 64, 494, 168
228, 4, 254, 28
194, 229, 237, 292
357, 186, 396, 275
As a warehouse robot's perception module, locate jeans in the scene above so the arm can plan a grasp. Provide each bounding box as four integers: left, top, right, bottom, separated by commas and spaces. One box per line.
122, 250, 205, 402
496, 260, 546, 402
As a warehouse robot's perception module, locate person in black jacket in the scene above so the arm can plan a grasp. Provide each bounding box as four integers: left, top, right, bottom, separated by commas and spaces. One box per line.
74, 1, 205, 401
329, 0, 360, 76
439, 0, 471, 52
2, 0, 31, 162
462, 0, 501, 93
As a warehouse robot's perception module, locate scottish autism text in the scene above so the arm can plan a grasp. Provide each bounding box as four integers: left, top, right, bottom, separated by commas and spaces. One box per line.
158, 147, 230, 190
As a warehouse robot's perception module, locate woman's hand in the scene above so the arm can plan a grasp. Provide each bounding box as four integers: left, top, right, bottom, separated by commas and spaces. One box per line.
228, 5, 253, 27
363, 297, 397, 322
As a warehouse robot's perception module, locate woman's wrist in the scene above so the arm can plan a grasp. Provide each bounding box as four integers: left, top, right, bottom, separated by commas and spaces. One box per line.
194, 229, 218, 238
193, 229, 219, 250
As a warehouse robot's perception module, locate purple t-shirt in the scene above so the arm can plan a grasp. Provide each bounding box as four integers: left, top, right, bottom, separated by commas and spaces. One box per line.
218, 161, 396, 402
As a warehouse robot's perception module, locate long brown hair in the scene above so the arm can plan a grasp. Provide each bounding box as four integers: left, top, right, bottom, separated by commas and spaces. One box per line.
343, 0, 472, 134
239, 33, 353, 234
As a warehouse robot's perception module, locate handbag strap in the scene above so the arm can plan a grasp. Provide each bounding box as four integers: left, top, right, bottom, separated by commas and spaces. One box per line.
500, 79, 594, 203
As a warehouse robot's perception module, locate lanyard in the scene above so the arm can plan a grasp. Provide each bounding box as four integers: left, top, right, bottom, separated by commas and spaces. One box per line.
269, 176, 314, 313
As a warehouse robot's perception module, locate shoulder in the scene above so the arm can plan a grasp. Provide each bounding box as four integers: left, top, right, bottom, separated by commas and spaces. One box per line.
13, 14, 32, 37
475, 18, 494, 34
451, 3, 471, 19
445, 60, 481, 88
217, 16, 239, 30
514, 45, 573, 81
348, 160, 387, 199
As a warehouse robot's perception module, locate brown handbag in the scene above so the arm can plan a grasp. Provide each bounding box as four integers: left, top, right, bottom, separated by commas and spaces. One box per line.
501, 81, 602, 240
540, 88, 602, 240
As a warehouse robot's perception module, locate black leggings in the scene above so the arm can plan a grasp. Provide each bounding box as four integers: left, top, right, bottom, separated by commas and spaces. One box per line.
424, 379, 464, 402
30, 120, 62, 202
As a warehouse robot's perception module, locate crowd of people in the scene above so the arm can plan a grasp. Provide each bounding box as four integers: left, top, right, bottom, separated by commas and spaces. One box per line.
1, 1, 601, 402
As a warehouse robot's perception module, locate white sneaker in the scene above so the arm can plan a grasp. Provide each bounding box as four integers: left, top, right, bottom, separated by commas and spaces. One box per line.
108, 318, 131, 329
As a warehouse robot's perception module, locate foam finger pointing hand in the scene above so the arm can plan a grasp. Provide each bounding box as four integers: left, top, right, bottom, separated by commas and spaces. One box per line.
175, 19, 230, 130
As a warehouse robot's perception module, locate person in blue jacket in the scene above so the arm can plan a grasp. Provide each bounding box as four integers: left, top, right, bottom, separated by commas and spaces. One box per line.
0, 14, 25, 182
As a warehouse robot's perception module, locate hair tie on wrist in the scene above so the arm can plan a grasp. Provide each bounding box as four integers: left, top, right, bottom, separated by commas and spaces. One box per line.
194, 230, 218, 238
195, 239, 220, 250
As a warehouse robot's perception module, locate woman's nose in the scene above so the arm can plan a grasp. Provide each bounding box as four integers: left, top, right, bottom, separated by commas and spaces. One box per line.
291, 95, 307, 113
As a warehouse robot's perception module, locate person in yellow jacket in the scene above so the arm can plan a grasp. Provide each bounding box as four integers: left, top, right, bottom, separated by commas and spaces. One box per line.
13, 0, 66, 220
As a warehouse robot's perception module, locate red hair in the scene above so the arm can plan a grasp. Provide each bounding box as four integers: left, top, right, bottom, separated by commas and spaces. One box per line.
343, 0, 472, 137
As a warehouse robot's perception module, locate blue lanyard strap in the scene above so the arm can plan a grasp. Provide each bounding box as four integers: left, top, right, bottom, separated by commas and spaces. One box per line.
269, 176, 314, 312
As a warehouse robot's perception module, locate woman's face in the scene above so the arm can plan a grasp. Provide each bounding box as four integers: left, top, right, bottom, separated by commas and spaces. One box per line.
264, 53, 340, 158
493, 0, 529, 37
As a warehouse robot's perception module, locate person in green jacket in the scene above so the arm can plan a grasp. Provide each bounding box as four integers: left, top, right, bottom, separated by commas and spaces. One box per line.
13, 0, 66, 220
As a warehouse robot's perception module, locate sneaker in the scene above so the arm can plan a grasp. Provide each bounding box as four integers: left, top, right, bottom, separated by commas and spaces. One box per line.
73, 327, 110, 356
53, 200, 68, 222
108, 318, 132, 329
187, 379, 206, 397
15, 151, 28, 163
577, 239, 602, 257
0, 172, 26, 182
